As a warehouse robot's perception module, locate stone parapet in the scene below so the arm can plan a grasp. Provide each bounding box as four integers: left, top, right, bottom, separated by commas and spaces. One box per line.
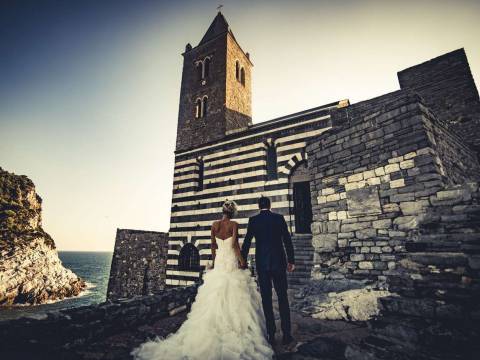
0, 286, 198, 358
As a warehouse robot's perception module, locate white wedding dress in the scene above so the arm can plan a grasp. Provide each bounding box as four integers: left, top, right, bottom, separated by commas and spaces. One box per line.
132, 236, 274, 360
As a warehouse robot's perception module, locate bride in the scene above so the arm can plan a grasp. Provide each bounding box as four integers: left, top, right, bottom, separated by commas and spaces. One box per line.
132, 200, 274, 360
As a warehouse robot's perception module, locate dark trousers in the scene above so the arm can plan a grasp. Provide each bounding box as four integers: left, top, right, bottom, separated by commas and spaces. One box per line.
257, 269, 291, 337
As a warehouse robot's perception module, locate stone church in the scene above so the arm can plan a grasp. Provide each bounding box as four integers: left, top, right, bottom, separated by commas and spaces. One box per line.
166, 12, 348, 288
107, 12, 480, 302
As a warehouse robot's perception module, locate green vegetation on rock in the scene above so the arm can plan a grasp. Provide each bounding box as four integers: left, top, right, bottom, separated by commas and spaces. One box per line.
0, 167, 85, 305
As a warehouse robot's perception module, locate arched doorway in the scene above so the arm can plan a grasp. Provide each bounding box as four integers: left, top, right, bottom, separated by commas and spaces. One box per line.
287, 160, 314, 289
289, 161, 312, 234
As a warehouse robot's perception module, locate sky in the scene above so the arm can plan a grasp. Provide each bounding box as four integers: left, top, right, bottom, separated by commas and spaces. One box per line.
1, 0, 479, 251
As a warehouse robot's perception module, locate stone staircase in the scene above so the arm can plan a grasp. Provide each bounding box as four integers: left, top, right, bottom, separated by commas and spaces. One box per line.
288, 234, 314, 289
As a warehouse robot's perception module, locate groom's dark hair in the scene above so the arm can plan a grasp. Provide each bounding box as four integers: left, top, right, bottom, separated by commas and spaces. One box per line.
258, 196, 271, 209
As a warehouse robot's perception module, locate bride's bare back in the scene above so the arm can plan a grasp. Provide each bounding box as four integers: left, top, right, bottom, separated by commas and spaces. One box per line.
211, 218, 236, 240
211, 218, 246, 268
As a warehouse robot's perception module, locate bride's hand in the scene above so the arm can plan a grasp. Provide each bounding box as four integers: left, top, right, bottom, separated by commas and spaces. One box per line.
239, 258, 247, 269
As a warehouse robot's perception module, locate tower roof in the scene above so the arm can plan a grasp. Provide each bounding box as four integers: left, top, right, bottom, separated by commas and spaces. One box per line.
198, 12, 232, 46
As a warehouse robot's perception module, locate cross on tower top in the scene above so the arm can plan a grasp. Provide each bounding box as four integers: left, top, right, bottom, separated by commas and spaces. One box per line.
217, 4, 223, 12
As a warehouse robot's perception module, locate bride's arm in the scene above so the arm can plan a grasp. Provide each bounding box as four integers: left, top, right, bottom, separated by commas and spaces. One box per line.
232, 222, 246, 268
210, 224, 217, 267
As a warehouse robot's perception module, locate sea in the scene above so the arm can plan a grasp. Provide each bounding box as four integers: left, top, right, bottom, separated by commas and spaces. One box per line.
0, 251, 113, 322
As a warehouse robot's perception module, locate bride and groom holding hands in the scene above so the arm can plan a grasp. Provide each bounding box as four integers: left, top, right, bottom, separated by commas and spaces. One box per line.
133, 196, 296, 359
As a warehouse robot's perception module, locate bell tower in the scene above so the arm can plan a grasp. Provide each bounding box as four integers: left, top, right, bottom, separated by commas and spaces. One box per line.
175, 12, 253, 152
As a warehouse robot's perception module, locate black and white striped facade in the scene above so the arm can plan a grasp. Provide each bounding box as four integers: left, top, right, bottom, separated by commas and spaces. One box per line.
166, 101, 347, 286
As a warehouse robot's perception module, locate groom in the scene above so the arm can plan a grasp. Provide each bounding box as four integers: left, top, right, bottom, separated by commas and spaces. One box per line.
241, 196, 295, 346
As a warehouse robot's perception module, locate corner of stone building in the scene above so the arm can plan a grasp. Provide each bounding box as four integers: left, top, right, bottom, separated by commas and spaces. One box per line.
398, 48, 480, 154
306, 87, 480, 284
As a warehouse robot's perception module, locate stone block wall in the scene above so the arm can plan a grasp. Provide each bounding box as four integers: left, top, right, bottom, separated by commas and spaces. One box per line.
0, 286, 198, 358
398, 48, 480, 153
225, 32, 252, 133
176, 33, 228, 152
107, 229, 168, 301
307, 90, 480, 282
346, 182, 480, 360
421, 101, 480, 184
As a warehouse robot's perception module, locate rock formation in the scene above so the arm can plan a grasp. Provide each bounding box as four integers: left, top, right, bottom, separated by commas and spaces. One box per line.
292, 279, 391, 322
0, 167, 85, 305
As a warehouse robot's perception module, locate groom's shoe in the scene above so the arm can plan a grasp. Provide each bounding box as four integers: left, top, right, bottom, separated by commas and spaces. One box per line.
282, 334, 294, 346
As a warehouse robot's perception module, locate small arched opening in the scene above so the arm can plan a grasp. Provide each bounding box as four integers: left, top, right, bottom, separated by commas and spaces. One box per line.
203, 57, 210, 78
195, 98, 202, 118
178, 243, 200, 271
266, 144, 278, 180
201, 96, 208, 118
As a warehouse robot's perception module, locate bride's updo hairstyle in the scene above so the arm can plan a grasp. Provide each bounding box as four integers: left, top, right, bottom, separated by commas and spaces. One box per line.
222, 200, 238, 218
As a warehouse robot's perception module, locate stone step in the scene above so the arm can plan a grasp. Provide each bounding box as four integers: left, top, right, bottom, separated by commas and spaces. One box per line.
294, 263, 312, 267
289, 272, 311, 276
288, 272, 310, 277
288, 277, 310, 282
290, 263, 312, 268
295, 256, 313, 260
293, 243, 313, 246
294, 260, 314, 265
294, 250, 313, 255
294, 249, 313, 253
290, 262, 313, 267
294, 252, 313, 257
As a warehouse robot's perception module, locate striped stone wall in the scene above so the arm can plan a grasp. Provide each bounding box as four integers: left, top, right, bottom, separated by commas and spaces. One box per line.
166, 102, 344, 286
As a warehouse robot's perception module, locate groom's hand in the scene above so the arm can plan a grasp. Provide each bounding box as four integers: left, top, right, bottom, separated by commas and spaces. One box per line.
287, 263, 295, 272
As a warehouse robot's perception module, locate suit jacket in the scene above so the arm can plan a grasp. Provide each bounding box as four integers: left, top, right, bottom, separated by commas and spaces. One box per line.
241, 210, 295, 272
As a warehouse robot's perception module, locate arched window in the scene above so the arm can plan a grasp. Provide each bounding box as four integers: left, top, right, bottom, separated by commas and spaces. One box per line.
197, 159, 204, 191
240, 67, 246, 86
178, 244, 200, 271
196, 62, 203, 81
266, 144, 278, 180
195, 99, 202, 118
203, 57, 210, 78
235, 61, 240, 80
201, 96, 208, 117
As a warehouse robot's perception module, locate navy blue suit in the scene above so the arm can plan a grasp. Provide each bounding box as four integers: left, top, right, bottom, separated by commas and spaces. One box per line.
241, 210, 295, 338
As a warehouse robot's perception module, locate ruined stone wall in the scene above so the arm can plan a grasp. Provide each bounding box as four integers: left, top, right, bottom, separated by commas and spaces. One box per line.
398, 48, 480, 152
107, 229, 168, 301
307, 90, 480, 282
0, 286, 198, 358
346, 182, 480, 360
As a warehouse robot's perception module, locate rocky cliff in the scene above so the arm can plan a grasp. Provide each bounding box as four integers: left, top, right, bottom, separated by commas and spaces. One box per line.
0, 167, 85, 305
